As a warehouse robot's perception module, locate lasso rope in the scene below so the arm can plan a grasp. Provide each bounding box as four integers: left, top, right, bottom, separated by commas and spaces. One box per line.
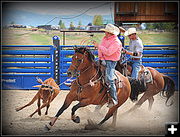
80, 34, 100, 46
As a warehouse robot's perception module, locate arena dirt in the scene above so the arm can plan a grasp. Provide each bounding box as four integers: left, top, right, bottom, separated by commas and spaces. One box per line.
1, 90, 178, 136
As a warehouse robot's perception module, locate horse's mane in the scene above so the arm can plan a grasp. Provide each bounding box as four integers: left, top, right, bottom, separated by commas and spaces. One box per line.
75, 47, 95, 62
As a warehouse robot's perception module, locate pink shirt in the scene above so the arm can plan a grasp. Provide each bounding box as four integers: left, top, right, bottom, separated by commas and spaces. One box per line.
98, 35, 122, 61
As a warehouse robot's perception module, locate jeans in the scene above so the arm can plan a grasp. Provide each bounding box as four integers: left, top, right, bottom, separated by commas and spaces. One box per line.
104, 60, 118, 102
130, 58, 142, 79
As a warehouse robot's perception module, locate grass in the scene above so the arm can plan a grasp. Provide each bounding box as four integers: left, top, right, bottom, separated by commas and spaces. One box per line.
2, 28, 178, 45
138, 33, 178, 45
29, 33, 52, 45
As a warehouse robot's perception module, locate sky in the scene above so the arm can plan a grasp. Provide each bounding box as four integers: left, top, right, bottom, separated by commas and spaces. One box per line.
2, 2, 114, 27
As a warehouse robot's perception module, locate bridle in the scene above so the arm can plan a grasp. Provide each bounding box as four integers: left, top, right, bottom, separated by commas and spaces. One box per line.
70, 52, 94, 76
69, 49, 103, 95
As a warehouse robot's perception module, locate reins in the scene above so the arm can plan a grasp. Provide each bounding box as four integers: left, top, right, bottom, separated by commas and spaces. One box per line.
75, 63, 102, 92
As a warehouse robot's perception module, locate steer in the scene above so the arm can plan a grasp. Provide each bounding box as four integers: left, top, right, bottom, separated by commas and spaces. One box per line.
15, 77, 60, 117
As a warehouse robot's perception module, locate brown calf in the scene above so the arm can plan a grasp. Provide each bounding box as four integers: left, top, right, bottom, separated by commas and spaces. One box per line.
15, 77, 60, 117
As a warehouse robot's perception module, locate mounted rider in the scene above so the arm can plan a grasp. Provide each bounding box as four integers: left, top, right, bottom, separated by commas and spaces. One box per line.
122, 27, 144, 80
94, 24, 122, 108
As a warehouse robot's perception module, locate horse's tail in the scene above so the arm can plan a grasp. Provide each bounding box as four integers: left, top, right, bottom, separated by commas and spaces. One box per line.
161, 75, 176, 106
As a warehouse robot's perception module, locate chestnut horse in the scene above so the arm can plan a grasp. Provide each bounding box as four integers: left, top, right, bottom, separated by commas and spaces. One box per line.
44, 47, 131, 130
115, 58, 176, 113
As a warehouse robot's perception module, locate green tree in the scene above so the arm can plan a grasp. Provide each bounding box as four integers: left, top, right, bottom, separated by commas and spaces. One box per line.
146, 22, 176, 31
93, 15, 103, 26
77, 20, 82, 30
146, 23, 154, 30
58, 20, 66, 29
61, 23, 66, 29
69, 22, 75, 30
58, 20, 63, 26
161, 22, 176, 31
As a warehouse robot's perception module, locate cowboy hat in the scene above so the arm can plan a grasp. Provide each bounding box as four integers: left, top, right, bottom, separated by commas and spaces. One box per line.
100, 24, 120, 35
124, 28, 137, 36
119, 26, 126, 33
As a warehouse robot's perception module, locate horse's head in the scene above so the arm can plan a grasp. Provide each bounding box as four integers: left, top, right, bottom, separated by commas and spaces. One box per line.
67, 46, 95, 77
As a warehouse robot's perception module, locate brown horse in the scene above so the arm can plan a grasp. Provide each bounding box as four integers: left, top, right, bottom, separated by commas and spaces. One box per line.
44, 47, 131, 130
115, 59, 176, 113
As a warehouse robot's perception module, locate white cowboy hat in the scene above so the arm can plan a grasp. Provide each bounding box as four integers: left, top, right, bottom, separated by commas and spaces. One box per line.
119, 26, 126, 33
100, 24, 120, 35
124, 28, 137, 36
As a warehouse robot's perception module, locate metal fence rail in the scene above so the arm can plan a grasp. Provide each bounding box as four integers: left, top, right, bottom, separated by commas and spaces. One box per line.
2, 45, 54, 89
59, 45, 178, 90
2, 44, 178, 90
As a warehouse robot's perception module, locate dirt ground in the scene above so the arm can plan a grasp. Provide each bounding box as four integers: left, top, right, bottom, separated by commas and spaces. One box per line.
1, 90, 179, 136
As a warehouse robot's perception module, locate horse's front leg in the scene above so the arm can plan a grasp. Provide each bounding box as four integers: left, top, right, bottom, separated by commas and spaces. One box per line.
93, 104, 103, 112
111, 109, 118, 127
44, 92, 75, 131
71, 99, 91, 123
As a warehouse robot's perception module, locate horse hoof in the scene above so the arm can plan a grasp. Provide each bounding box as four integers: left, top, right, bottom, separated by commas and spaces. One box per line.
85, 119, 99, 130
28, 115, 32, 118
44, 124, 51, 131
72, 116, 80, 123
15, 108, 20, 111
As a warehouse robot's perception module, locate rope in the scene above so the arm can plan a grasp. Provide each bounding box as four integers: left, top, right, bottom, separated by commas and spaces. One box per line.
58, 76, 74, 86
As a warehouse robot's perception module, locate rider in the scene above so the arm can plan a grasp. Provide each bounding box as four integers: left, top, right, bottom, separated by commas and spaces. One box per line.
94, 24, 122, 108
122, 27, 144, 80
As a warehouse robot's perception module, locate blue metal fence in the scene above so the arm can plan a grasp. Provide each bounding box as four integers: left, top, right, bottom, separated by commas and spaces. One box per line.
2, 44, 178, 90
59, 45, 178, 90
2, 45, 54, 89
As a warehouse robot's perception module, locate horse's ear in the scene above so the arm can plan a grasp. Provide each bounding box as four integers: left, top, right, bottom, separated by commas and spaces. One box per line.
73, 45, 78, 51
86, 46, 90, 50
140, 65, 145, 71
33, 85, 41, 88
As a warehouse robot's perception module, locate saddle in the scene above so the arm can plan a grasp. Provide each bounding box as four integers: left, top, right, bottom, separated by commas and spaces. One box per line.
137, 65, 153, 85
143, 67, 153, 84
124, 62, 153, 84
98, 60, 123, 91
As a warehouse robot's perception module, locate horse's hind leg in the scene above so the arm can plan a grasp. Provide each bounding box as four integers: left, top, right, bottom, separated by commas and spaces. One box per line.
98, 107, 118, 126
148, 96, 154, 110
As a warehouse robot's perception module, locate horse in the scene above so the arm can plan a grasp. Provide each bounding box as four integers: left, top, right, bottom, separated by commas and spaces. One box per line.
115, 56, 176, 113
15, 77, 60, 117
44, 47, 131, 130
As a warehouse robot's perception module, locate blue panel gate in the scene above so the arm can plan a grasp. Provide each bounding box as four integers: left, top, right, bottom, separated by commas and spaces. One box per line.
59, 45, 178, 90
2, 44, 178, 90
2, 45, 55, 89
